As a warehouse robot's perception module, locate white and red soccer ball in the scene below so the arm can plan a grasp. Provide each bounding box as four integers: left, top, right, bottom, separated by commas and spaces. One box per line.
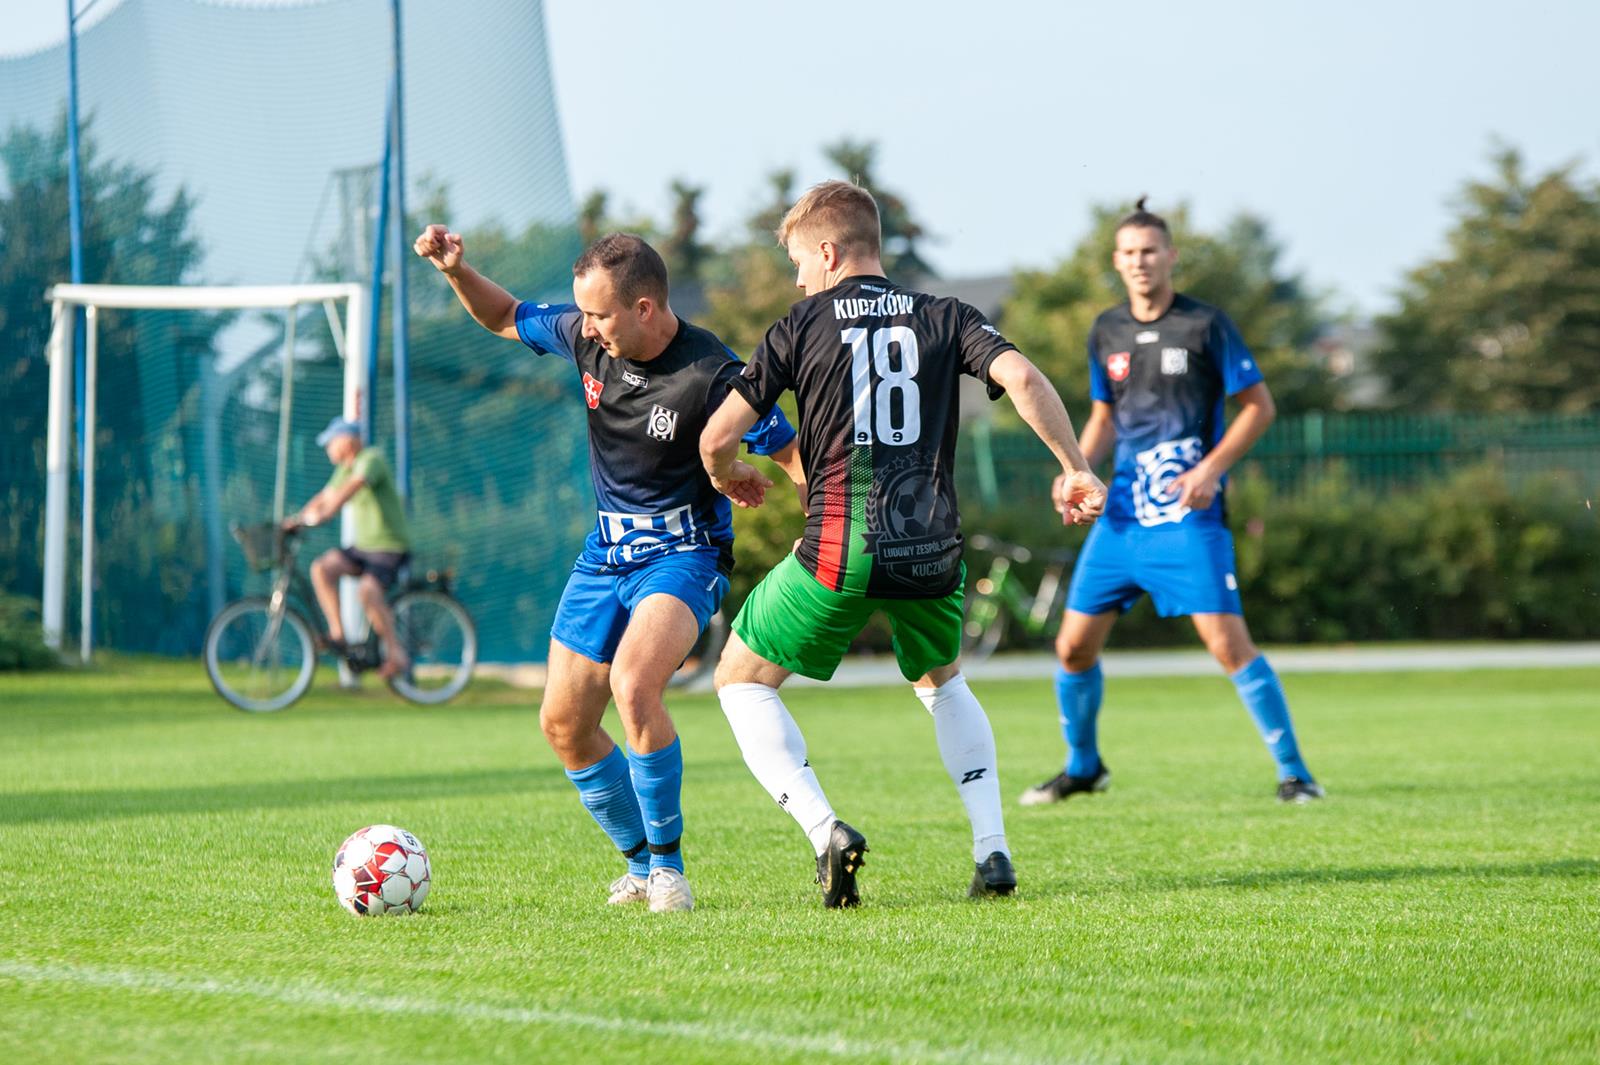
332, 825, 431, 916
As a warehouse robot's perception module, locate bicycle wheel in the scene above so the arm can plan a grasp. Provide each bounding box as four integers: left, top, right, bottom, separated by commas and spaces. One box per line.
961, 594, 1008, 662
388, 589, 477, 705
204, 596, 317, 712
668, 610, 729, 690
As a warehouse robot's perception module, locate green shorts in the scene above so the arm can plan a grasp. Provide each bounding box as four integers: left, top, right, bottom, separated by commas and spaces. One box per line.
733, 553, 965, 682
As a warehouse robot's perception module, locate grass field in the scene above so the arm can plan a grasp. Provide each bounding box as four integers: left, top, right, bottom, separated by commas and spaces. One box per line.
2, 656, 1597, 1064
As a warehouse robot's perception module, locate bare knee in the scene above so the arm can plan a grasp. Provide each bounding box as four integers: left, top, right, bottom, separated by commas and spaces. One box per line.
1199, 624, 1258, 674
539, 702, 589, 756
610, 667, 662, 721
1055, 630, 1099, 673
311, 551, 342, 582
358, 575, 385, 608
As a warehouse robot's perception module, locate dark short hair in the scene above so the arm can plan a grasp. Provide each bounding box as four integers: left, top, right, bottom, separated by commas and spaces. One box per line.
572, 232, 669, 304
1115, 195, 1171, 244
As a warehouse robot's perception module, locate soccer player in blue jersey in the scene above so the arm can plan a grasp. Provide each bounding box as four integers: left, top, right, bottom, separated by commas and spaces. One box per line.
1020, 199, 1324, 806
415, 224, 802, 910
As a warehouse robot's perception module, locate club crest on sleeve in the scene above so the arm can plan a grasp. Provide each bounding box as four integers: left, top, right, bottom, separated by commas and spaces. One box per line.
582, 372, 604, 409
1107, 351, 1132, 382
647, 404, 679, 441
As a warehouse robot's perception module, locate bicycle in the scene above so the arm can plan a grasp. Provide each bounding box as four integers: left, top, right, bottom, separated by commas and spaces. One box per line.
961, 534, 1076, 661
204, 521, 477, 712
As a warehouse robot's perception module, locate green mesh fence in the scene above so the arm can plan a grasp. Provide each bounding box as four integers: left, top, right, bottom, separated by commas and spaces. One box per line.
956, 412, 1600, 520
0, 0, 585, 661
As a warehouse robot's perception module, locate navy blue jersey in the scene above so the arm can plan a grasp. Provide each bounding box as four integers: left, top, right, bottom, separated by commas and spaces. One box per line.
1087, 294, 1263, 528
515, 302, 795, 573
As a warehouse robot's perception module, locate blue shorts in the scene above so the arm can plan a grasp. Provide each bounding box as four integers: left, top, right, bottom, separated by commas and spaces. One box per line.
1066, 520, 1243, 617
550, 550, 728, 664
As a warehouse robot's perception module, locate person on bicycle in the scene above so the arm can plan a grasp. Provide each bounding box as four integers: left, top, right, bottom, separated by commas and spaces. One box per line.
414, 224, 803, 913
283, 418, 412, 680
1021, 198, 1324, 807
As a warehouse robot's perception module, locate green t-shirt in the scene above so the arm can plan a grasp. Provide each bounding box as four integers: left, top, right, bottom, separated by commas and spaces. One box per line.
326, 448, 410, 552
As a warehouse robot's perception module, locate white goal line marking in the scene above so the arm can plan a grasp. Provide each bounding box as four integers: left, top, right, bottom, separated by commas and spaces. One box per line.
0, 960, 1053, 1064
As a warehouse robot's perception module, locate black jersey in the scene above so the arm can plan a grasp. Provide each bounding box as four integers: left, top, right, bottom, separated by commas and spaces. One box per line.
514, 302, 795, 573
731, 275, 1012, 599
1086, 294, 1263, 528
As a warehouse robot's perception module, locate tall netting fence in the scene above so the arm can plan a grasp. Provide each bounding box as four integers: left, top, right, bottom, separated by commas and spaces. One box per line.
1, 0, 588, 661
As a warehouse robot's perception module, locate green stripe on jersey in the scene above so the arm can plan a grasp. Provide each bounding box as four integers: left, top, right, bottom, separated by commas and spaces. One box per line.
842, 445, 875, 595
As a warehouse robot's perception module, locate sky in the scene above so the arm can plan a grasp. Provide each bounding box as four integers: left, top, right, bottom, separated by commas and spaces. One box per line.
5, 0, 1599, 315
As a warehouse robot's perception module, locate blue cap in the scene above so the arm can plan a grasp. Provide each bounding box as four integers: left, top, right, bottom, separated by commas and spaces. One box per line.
315, 416, 361, 447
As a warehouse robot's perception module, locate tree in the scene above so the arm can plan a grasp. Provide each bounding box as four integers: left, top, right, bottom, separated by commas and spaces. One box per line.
1371, 147, 1600, 412
0, 115, 216, 649
577, 189, 608, 248
822, 139, 934, 280
661, 179, 710, 285
1001, 202, 1337, 418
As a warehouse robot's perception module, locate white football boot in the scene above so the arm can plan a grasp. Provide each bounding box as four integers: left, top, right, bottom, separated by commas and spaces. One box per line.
645, 867, 695, 913
606, 873, 648, 905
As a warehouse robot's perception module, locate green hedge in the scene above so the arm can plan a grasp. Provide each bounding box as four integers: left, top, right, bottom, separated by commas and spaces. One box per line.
1229, 465, 1600, 643
728, 463, 1600, 653
0, 594, 57, 671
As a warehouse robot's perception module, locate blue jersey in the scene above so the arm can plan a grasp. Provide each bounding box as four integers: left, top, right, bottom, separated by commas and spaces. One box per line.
1087, 294, 1263, 528
515, 302, 795, 573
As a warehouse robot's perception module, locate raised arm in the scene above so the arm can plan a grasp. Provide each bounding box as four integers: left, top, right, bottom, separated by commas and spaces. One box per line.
413, 223, 520, 340
986, 349, 1106, 525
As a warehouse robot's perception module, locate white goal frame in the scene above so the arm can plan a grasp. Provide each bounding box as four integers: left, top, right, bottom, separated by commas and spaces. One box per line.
42, 282, 371, 661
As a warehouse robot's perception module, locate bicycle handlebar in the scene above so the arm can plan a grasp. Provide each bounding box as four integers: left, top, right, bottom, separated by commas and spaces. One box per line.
966, 534, 1033, 564
967, 534, 1078, 567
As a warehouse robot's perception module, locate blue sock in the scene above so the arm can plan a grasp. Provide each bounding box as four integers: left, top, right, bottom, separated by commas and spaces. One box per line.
565, 745, 650, 879
1055, 663, 1104, 777
629, 737, 685, 873
1231, 655, 1312, 782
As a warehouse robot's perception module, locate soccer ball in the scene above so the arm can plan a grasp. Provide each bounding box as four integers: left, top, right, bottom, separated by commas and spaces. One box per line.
332, 824, 431, 916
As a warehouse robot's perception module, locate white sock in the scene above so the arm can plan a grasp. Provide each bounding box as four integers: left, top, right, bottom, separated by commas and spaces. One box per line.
718, 683, 837, 856
914, 674, 1009, 862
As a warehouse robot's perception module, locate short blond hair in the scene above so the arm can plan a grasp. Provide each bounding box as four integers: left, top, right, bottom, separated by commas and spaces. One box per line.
776, 180, 882, 258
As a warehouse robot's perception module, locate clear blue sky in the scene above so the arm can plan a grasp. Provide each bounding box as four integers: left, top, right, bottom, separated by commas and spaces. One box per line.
6, 0, 1598, 314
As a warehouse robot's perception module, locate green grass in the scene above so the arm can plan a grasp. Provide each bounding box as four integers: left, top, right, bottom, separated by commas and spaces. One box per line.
2, 657, 1597, 1064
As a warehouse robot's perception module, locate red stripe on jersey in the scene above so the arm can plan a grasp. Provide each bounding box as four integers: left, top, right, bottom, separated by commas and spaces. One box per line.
814, 463, 848, 591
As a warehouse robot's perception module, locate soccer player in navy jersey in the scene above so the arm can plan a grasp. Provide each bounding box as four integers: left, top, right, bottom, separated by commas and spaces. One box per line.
700, 181, 1106, 905
415, 225, 802, 911
1019, 199, 1324, 807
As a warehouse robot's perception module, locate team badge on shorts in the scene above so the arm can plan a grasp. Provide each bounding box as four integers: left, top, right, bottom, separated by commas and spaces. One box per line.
582, 372, 604, 409
1107, 352, 1131, 381
647, 404, 679, 441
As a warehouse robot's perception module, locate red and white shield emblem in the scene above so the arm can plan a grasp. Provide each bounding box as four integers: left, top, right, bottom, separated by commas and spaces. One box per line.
582, 371, 604, 409
1107, 351, 1131, 382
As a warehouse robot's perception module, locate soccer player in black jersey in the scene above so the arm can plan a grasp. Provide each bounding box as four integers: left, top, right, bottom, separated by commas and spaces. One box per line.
416, 225, 802, 912
700, 181, 1106, 905
1019, 200, 1324, 808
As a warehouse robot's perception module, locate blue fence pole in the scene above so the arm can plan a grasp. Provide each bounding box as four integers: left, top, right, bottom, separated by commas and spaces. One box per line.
364, 85, 394, 445
66, 0, 86, 491
389, 0, 411, 505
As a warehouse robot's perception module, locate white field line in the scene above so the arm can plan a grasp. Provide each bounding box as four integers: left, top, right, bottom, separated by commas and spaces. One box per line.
0, 960, 1072, 1065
